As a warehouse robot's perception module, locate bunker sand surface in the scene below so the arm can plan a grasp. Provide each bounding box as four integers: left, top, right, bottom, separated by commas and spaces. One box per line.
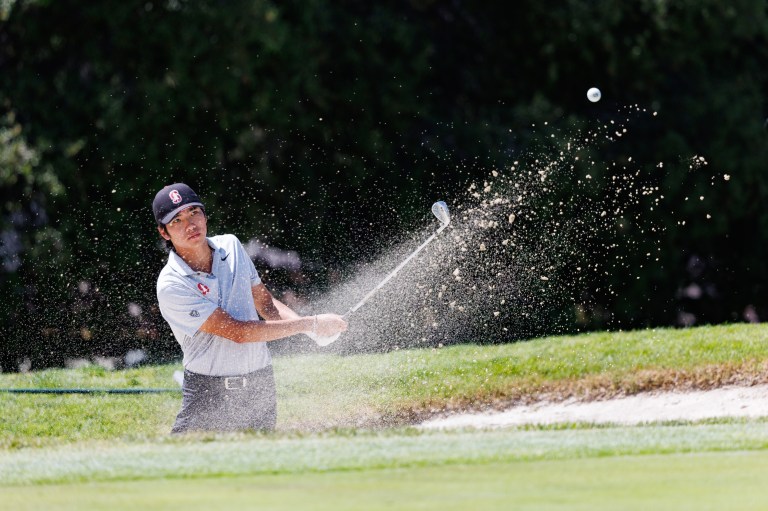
420, 384, 768, 429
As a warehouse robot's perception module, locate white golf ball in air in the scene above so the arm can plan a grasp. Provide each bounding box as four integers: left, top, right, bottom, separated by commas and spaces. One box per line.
587, 87, 602, 102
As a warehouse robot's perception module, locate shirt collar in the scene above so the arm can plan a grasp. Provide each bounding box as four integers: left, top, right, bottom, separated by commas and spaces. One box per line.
167, 237, 225, 276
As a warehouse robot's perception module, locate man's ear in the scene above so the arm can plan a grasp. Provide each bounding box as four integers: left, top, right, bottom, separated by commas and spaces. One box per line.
157, 225, 171, 241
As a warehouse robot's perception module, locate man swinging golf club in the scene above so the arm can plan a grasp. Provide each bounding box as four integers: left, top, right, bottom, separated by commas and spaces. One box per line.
153, 183, 347, 433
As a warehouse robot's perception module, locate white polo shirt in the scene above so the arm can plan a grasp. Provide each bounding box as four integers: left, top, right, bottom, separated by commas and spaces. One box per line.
157, 234, 272, 376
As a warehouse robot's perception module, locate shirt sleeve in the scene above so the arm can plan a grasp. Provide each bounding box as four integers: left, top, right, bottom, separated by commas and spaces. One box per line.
236, 236, 262, 287
157, 281, 219, 340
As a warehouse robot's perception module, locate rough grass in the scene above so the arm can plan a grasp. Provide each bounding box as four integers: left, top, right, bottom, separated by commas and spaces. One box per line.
1, 323, 767, 448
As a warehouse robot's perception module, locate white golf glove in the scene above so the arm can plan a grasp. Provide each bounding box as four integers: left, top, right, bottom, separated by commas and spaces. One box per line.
305, 331, 340, 347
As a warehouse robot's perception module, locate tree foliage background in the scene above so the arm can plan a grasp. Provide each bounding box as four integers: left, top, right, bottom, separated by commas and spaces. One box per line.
1, 0, 766, 371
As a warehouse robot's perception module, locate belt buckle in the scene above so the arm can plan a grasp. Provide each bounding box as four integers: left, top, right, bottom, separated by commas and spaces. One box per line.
224, 376, 247, 390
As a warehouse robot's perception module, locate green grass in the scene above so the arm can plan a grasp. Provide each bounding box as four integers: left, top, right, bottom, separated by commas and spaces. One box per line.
2, 323, 767, 448
3, 421, 768, 486
5, 451, 768, 510
0, 365, 181, 448
2, 323, 768, 507
279, 322, 768, 426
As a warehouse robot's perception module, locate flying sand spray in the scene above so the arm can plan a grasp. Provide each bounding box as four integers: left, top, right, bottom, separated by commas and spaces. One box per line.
306, 201, 451, 346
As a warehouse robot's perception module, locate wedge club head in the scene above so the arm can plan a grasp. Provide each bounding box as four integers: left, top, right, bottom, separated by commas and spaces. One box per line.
432, 201, 450, 227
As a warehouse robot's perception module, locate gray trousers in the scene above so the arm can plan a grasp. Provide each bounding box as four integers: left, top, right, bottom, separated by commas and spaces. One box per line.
171, 365, 277, 433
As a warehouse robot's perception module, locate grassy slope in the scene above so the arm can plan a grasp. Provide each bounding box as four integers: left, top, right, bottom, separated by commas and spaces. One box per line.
281, 323, 768, 427
2, 323, 767, 448
2, 323, 768, 506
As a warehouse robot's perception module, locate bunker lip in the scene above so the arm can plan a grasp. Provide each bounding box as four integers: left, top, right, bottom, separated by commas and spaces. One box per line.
380, 364, 768, 430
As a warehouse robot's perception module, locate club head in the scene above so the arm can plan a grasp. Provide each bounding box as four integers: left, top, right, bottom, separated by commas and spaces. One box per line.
431, 201, 450, 227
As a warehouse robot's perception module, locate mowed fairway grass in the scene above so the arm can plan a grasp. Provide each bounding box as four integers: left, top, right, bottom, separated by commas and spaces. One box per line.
2, 323, 768, 510
7, 452, 768, 511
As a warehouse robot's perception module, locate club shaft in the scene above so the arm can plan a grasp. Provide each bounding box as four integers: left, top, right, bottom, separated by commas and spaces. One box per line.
344, 224, 447, 317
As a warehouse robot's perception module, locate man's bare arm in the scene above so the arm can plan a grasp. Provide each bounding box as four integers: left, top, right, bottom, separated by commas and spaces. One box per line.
198, 308, 315, 343
252, 283, 305, 320
251, 283, 282, 320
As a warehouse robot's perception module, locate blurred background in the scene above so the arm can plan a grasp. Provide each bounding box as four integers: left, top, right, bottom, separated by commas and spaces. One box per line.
1, 0, 766, 372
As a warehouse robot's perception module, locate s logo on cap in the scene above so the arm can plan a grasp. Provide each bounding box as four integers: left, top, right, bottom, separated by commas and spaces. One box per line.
169, 190, 182, 204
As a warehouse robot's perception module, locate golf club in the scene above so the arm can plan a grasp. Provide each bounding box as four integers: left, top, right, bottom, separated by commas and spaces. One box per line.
346, 200, 450, 317
306, 201, 450, 346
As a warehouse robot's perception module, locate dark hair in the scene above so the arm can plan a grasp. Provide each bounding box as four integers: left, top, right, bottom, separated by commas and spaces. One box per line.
158, 224, 175, 251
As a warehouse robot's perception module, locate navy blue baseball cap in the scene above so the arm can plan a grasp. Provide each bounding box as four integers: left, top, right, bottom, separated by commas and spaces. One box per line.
153, 183, 205, 225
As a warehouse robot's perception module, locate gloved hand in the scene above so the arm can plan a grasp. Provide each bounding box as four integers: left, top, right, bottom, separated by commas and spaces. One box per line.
305, 313, 347, 346
305, 331, 341, 346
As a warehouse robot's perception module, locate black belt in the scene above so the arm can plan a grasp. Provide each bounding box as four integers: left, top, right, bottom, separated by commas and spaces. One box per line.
184, 366, 272, 392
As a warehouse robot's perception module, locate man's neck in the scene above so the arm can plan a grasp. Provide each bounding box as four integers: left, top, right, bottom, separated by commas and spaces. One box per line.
178, 243, 213, 274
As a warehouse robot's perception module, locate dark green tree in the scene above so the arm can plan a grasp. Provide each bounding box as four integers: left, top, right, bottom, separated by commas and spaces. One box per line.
1, 0, 766, 370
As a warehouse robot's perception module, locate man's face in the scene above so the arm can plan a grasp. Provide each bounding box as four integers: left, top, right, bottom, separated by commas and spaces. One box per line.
158, 206, 207, 251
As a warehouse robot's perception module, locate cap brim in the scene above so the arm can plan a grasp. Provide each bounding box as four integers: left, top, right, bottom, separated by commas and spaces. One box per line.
160, 202, 204, 224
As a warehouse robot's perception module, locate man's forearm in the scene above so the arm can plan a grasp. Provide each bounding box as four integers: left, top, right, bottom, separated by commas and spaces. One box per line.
200, 308, 313, 343
252, 284, 298, 320
234, 317, 312, 343
272, 298, 301, 320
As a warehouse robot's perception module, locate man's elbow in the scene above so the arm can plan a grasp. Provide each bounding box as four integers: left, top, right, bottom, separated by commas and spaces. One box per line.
225, 332, 247, 344
223, 324, 250, 344
200, 314, 251, 344
201, 307, 280, 344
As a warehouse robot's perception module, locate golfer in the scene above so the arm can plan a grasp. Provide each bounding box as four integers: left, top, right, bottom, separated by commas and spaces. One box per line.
153, 183, 347, 433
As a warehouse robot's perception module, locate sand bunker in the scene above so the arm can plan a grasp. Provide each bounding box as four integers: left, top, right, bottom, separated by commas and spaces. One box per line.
420, 384, 768, 429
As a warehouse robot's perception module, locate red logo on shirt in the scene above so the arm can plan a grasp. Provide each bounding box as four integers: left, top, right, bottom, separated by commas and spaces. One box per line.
197, 283, 210, 295
169, 189, 182, 204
